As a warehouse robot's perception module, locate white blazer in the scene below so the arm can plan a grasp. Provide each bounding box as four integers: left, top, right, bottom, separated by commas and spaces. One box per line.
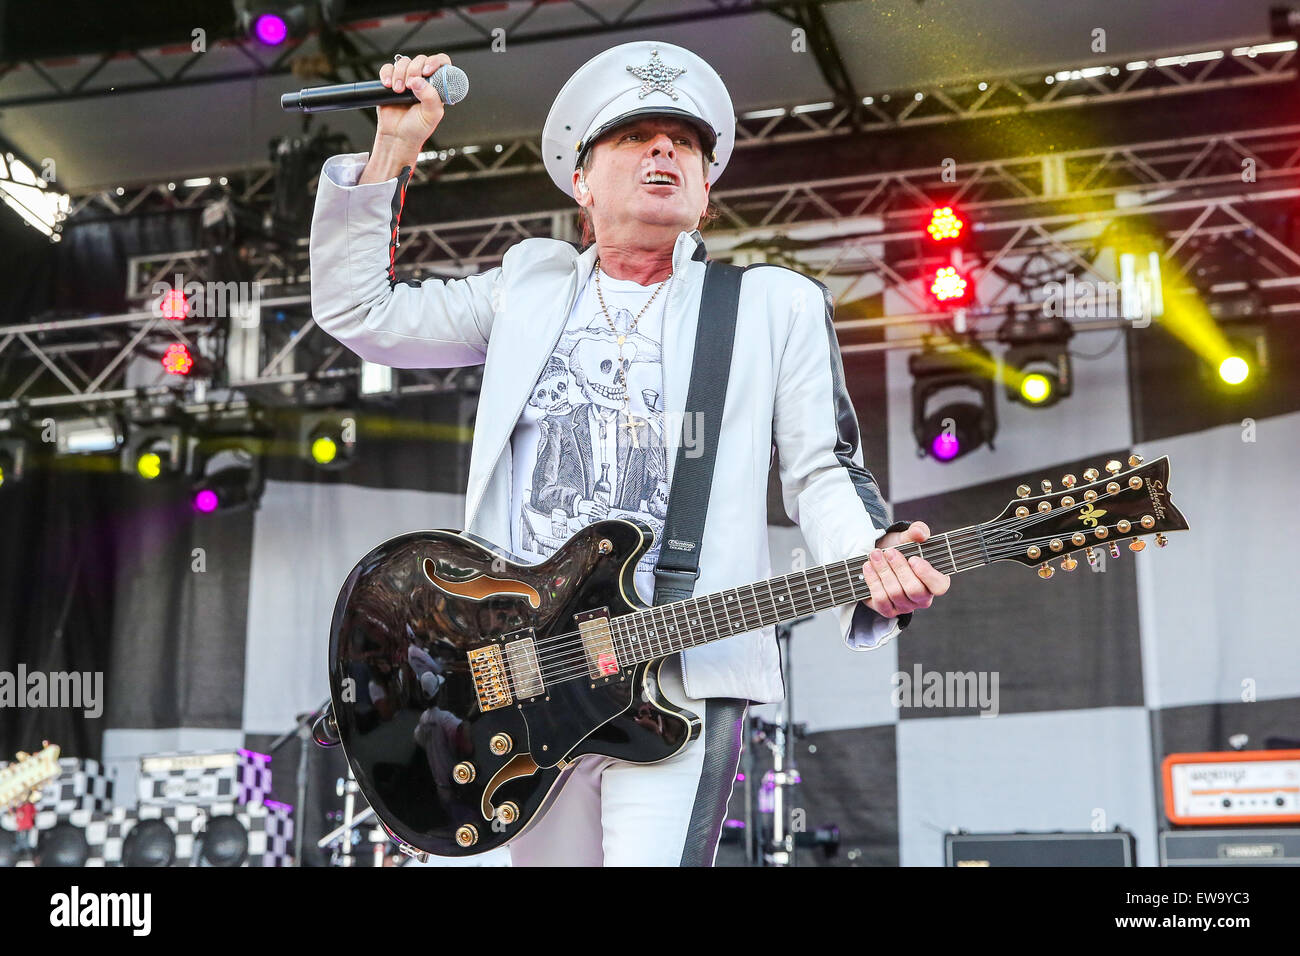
308, 152, 908, 703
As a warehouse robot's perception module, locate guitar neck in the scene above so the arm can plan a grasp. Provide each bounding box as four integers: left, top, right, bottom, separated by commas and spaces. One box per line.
609, 523, 991, 666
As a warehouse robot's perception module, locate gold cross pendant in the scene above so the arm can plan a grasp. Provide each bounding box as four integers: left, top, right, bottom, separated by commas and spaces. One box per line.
621, 414, 644, 448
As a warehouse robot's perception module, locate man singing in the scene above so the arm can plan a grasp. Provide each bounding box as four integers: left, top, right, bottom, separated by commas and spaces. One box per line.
309, 40, 950, 866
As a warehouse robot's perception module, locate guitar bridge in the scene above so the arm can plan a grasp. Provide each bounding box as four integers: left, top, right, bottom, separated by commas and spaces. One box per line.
468, 645, 511, 712
469, 630, 544, 712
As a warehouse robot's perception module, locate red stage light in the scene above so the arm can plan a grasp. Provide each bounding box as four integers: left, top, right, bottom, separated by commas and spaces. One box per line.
162, 343, 194, 375
929, 266, 970, 303
160, 288, 189, 320
927, 207, 965, 242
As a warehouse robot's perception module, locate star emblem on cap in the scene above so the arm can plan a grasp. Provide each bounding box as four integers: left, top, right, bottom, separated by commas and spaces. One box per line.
626, 49, 686, 101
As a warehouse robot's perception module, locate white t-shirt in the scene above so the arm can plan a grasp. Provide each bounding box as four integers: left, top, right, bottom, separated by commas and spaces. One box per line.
509, 268, 672, 604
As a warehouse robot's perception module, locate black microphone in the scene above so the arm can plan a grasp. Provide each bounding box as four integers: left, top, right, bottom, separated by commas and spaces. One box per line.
281, 65, 469, 113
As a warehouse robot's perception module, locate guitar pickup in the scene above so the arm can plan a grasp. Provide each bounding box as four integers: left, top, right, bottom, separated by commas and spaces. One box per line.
575, 608, 621, 680
503, 629, 544, 700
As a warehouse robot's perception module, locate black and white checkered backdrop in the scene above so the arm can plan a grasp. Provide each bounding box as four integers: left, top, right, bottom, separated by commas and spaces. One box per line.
5, 276, 1297, 867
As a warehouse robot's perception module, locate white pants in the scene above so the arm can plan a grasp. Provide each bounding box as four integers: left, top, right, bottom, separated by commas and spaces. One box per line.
508, 655, 748, 867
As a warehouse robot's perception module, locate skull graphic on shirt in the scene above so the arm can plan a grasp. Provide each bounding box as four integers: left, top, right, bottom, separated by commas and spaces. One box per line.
569, 337, 637, 409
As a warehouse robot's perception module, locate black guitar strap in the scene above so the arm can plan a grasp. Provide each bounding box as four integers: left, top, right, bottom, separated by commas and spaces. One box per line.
652, 259, 745, 606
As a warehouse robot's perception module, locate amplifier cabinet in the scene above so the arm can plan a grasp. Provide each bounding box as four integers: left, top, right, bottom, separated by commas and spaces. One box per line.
945, 831, 1136, 866
1160, 828, 1300, 865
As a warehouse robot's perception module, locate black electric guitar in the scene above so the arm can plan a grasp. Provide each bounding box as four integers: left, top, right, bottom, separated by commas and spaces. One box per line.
327, 454, 1188, 859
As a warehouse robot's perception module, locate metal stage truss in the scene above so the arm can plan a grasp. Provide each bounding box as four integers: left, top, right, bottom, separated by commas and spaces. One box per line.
56, 36, 1298, 219
116, 122, 1300, 295
5, 128, 1299, 414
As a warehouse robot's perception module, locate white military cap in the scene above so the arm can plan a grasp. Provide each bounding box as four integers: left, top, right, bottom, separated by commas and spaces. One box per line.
541, 40, 736, 198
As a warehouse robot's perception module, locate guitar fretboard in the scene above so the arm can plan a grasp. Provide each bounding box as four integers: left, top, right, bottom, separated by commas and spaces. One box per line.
607, 524, 992, 666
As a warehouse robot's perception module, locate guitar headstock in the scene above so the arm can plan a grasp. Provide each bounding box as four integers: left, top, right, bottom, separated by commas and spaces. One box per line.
0, 741, 61, 812
985, 455, 1189, 577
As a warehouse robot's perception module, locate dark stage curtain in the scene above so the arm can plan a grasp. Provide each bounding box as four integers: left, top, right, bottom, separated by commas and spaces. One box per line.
0, 463, 121, 760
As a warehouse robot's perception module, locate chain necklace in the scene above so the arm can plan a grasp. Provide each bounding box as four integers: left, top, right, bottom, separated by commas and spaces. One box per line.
593, 257, 671, 447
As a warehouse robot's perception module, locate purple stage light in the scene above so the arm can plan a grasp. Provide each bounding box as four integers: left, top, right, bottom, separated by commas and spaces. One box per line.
931, 432, 961, 461
253, 13, 288, 45
194, 489, 219, 513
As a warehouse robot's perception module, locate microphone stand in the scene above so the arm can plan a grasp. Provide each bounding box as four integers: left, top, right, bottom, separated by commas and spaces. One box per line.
268, 696, 331, 866
749, 614, 813, 866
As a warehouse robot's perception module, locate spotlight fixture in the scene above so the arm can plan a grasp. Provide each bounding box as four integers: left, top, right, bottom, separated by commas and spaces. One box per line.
922, 203, 977, 310
300, 410, 357, 471
234, 1, 310, 46
122, 425, 186, 481
1206, 291, 1269, 390
997, 311, 1075, 408
1215, 323, 1268, 388
162, 342, 195, 376
929, 266, 972, 305
191, 433, 268, 513
909, 338, 997, 462
159, 287, 189, 321
1218, 354, 1250, 385
926, 206, 966, 242
54, 416, 122, 456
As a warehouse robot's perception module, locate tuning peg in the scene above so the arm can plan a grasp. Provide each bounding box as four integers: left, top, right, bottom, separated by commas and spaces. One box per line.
1041, 479, 1054, 494
1105, 459, 1122, 475
1128, 538, 1146, 552
1061, 555, 1078, 571
1082, 467, 1100, 482
1155, 533, 1169, 548
1128, 454, 1143, 467
1086, 546, 1100, 569
1016, 484, 1031, 498
1108, 542, 1121, 559
1037, 562, 1055, 579
1061, 474, 1077, 489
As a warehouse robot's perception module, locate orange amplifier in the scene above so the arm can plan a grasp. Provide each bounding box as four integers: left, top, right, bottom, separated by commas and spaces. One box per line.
1163, 750, 1300, 826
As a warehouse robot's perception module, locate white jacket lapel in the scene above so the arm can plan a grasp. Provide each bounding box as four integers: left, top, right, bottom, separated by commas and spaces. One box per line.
660, 231, 708, 483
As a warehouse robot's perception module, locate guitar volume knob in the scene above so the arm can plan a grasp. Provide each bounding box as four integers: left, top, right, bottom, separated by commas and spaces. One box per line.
489, 733, 513, 756
452, 762, 476, 785
455, 824, 479, 848
496, 802, 520, 825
